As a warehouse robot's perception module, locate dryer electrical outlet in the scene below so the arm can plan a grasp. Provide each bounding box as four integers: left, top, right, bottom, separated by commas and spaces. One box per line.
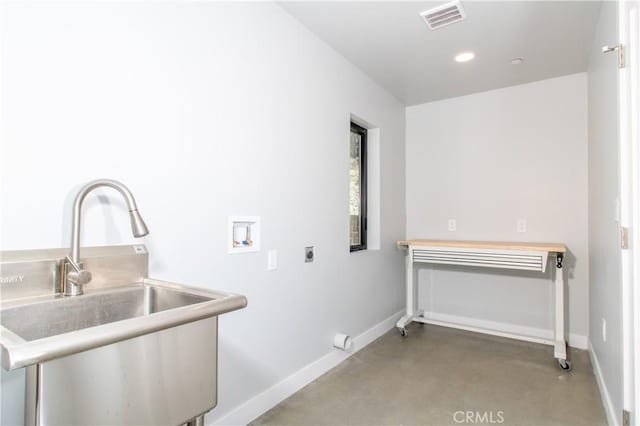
305, 246, 314, 263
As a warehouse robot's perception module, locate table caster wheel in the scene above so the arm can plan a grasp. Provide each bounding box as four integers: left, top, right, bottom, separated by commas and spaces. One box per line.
399, 328, 407, 337
558, 359, 572, 371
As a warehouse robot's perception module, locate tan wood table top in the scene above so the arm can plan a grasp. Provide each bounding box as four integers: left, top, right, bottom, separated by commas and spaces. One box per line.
398, 239, 566, 253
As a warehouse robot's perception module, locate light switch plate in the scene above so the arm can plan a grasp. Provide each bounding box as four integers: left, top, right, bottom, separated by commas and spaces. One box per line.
267, 249, 278, 270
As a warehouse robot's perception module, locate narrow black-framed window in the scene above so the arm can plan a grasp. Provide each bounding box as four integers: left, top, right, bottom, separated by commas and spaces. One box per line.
350, 122, 367, 252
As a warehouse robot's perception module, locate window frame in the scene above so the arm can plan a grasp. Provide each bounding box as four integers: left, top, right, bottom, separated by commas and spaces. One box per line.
350, 122, 367, 252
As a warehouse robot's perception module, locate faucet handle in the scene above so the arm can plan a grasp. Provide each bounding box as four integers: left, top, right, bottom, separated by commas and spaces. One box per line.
67, 269, 92, 286
62, 256, 93, 296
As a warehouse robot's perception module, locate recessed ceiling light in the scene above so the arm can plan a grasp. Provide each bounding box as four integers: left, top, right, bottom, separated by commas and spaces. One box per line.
454, 51, 475, 63
511, 58, 524, 65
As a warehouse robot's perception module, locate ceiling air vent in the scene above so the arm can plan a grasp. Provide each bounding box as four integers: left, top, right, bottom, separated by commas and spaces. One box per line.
420, 0, 466, 30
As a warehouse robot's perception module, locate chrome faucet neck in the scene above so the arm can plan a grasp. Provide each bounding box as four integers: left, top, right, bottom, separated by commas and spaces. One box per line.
64, 179, 149, 296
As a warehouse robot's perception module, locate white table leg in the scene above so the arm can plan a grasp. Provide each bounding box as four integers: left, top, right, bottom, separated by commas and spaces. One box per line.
554, 253, 570, 369
396, 248, 422, 335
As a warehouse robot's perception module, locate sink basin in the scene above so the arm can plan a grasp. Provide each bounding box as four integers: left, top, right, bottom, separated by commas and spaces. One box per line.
0, 279, 247, 370
2, 284, 211, 342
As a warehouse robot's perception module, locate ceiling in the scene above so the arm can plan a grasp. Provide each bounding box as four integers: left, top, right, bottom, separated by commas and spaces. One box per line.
279, 1, 602, 105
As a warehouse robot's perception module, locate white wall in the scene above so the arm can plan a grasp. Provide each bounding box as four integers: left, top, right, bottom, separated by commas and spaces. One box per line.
405, 73, 589, 345
587, 1, 622, 423
0, 2, 406, 423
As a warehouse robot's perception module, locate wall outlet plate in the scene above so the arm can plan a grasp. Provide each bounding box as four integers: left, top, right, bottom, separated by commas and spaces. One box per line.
305, 246, 314, 263
447, 219, 456, 231
517, 219, 527, 233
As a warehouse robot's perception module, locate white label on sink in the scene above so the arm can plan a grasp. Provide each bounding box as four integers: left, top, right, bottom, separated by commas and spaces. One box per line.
133, 245, 147, 254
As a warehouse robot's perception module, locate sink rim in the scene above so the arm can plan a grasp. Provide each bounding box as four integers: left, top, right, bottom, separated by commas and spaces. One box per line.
0, 278, 247, 370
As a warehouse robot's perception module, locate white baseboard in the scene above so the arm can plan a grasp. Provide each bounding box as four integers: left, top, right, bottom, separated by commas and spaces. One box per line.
209, 310, 404, 426
418, 311, 589, 350
588, 340, 619, 426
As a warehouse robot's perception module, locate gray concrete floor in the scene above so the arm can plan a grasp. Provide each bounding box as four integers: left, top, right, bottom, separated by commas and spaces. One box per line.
252, 324, 607, 426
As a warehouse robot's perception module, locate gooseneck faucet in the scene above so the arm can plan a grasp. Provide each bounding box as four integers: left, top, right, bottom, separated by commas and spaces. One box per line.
63, 179, 149, 296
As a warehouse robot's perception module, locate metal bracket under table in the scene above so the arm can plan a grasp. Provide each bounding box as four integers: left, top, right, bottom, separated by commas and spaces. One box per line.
396, 239, 570, 371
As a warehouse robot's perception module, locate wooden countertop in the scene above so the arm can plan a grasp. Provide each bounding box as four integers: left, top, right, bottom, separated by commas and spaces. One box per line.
398, 239, 566, 253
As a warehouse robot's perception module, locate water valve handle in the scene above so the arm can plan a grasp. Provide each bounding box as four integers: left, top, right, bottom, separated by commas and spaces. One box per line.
68, 270, 92, 286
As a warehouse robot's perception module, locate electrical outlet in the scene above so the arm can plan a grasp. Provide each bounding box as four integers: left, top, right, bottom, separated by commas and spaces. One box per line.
448, 219, 457, 232
305, 246, 314, 263
517, 219, 527, 233
602, 318, 607, 342
267, 249, 278, 271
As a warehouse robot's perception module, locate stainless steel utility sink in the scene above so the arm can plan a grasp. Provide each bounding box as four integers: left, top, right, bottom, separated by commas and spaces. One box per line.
0, 245, 247, 425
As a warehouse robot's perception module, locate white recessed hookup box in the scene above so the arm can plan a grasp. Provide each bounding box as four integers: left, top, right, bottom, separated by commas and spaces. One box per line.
228, 216, 260, 254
